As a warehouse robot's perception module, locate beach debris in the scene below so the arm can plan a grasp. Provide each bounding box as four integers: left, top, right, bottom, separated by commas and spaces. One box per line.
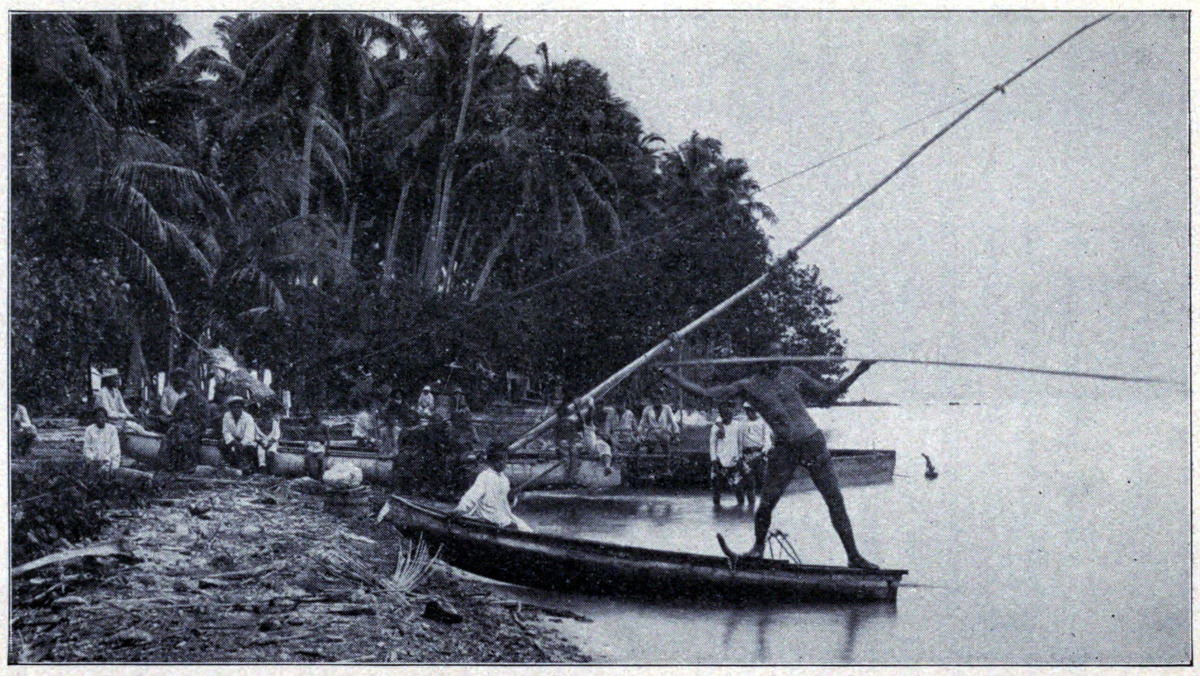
113, 628, 154, 646
422, 598, 463, 624
13, 542, 139, 577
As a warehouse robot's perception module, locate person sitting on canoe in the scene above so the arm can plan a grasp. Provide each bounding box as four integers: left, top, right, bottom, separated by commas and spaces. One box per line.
220, 395, 259, 473
637, 391, 679, 456
659, 345, 879, 569
162, 369, 208, 472
577, 397, 614, 476
351, 397, 377, 450
451, 441, 532, 532
96, 370, 148, 434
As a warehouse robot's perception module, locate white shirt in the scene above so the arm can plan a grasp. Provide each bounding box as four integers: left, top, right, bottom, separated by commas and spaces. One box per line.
97, 387, 133, 419
160, 386, 181, 416
710, 419, 742, 468
14, 404, 35, 431
258, 418, 282, 453
455, 467, 531, 531
639, 405, 680, 438
417, 391, 435, 415
352, 411, 374, 439
739, 417, 773, 454
222, 410, 257, 445
83, 423, 121, 470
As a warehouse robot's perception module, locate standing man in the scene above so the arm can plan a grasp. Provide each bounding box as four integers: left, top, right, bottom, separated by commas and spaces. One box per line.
220, 395, 258, 472
709, 400, 743, 508
416, 385, 436, 422
660, 348, 879, 569
738, 402, 773, 509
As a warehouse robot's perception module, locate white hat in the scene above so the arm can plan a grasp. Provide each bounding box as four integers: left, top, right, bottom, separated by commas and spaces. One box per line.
422, 385, 432, 392
101, 368, 120, 378
225, 395, 245, 406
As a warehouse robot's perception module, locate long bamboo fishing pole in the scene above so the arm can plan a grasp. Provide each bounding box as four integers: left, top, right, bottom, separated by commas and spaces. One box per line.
507, 13, 1113, 451
665, 356, 1183, 386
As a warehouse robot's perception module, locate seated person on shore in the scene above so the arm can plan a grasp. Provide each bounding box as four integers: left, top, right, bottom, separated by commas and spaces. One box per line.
552, 398, 579, 459
12, 401, 38, 456
452, 442, 532, 532
416, 385, 435, 422
220, 395, 259, 472
254, 401, 283, 470
82, 406, 121, 471
96, 371, 147, 434
638, 392, 679, 455
163, 369, 207, 472
577, 397, 614, 476
146, 375, 184, 431
352, 398, 377, 450
710, 400, 745, 508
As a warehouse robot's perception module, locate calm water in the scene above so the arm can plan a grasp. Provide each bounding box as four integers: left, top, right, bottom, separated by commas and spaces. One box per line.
499, 393, 1190, 664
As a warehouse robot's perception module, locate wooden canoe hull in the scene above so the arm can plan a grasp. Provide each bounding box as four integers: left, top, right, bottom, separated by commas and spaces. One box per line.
384, 496, 905, 603
120, 429, 394, 483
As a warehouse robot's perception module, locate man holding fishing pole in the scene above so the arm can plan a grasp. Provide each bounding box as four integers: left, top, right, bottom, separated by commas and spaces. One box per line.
659, 344, 879, 569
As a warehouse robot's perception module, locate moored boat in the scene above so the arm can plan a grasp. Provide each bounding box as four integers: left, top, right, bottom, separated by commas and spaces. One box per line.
382, 495, 906, 602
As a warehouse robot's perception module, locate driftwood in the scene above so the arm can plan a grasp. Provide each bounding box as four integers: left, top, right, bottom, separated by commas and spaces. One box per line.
13, 542, 140, 577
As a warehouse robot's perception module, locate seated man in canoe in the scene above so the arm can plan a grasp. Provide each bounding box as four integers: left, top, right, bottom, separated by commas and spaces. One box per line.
451, 441, 532, 532
660, 345, 879, 569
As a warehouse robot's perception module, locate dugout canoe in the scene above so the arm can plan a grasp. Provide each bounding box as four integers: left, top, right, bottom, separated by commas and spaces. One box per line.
382, 495, 906, 602
120, 429, 394, 483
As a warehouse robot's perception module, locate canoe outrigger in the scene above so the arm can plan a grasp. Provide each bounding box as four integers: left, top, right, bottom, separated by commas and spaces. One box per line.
381, 495, 907, 602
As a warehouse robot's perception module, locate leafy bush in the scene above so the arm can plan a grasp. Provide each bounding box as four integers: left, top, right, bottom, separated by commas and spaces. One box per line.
10, 460, 161, 566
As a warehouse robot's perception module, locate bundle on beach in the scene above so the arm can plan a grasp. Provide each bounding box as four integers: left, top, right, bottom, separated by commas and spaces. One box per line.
305, 535, 439, 606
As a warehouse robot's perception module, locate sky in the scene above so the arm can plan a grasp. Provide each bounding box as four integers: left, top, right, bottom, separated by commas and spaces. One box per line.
176, 11, 1189, 403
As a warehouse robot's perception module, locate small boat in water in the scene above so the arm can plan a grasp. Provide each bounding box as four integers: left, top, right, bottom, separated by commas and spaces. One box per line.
382, 495, 906, 602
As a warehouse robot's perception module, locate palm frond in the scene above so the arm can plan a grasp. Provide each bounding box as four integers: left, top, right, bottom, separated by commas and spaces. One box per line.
108, 227, 178, 316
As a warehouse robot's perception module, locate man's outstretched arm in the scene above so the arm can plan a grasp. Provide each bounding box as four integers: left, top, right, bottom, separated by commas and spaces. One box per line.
792, 361, 875, 406
659, 368, 744, 402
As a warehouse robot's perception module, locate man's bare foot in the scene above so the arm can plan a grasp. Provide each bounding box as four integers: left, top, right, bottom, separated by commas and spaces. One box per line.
849, 555, 880, 570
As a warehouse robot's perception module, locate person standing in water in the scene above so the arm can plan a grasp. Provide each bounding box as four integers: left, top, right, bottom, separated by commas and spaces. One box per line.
660, 346, 879, 569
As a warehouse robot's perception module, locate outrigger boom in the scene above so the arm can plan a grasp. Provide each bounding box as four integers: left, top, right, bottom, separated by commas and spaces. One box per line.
507, 13, 1113, 451
665, 355, 1181, 386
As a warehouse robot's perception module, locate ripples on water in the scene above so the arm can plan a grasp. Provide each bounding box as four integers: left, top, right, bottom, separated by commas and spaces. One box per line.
500, 394, 1189, 664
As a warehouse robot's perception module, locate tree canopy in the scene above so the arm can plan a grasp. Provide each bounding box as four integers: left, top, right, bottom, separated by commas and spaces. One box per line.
11, 12, 848, 413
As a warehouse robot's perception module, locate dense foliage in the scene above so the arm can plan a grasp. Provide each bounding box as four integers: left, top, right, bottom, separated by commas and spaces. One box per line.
11, 12, 847, 414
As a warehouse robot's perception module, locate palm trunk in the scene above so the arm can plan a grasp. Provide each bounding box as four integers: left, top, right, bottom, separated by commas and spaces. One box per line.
469, 213, 521, 303
299, 99, 317, 221
418, 15, 483, 293
381, 175, 414, 290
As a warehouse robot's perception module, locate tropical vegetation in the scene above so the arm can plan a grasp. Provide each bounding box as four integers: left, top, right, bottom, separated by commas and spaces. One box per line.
11, 12, 847, 414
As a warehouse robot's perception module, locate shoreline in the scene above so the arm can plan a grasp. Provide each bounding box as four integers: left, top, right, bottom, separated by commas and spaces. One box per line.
11, 474, 590, 664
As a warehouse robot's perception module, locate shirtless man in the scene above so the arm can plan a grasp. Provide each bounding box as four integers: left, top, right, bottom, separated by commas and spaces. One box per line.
660, 346, 878, 569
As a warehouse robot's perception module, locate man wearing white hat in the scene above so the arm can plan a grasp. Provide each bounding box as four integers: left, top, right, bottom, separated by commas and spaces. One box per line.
96, 369, 147, 433
220, 395, 258, 472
